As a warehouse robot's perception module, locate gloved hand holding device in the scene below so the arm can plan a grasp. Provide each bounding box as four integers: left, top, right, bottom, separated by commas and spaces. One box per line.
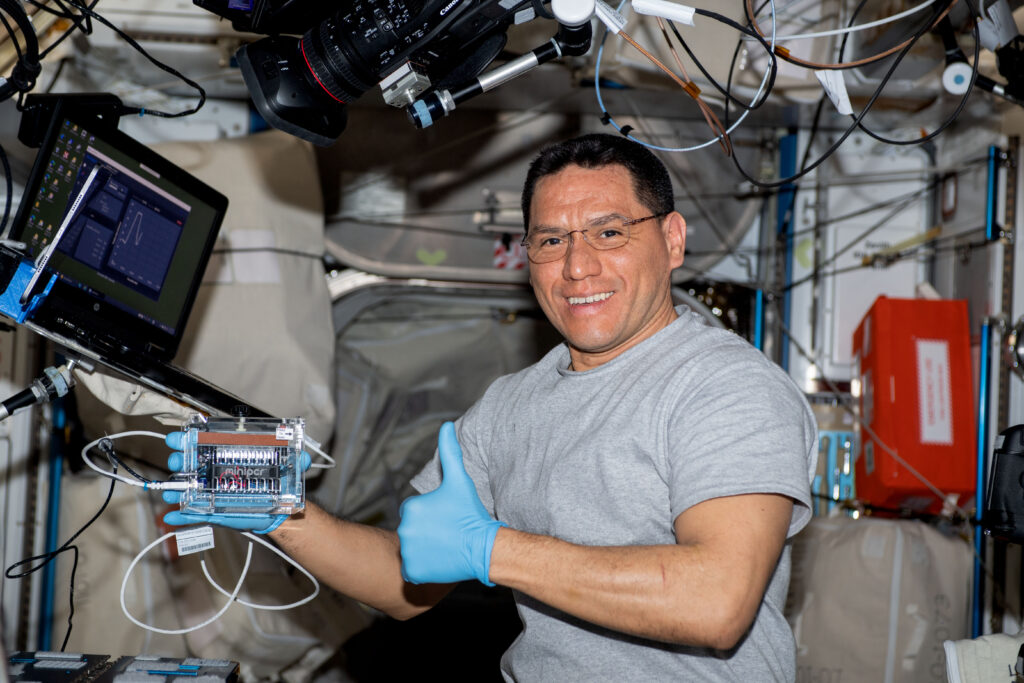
162, 431, 311, 534
397, 421, 506, 586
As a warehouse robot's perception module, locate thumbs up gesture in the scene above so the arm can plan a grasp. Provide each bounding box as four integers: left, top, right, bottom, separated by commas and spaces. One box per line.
398, 422, 506, 586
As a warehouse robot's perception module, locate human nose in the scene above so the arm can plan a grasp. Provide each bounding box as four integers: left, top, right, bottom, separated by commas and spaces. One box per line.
562, 230, 601, 279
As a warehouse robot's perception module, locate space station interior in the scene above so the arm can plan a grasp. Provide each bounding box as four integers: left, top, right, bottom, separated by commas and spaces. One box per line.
0, 0, 1023, 681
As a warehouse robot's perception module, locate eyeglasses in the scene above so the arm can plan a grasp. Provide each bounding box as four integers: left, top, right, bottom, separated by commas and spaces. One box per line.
521, 212, 669, 264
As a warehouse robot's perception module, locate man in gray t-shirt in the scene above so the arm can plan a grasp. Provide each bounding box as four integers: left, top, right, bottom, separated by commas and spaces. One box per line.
409, 304, 817, 680
397, 134, 817, 680
170, 133, 816, 681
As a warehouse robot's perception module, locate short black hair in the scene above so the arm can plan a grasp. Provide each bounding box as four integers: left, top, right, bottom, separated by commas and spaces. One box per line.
521, 133, 674, 228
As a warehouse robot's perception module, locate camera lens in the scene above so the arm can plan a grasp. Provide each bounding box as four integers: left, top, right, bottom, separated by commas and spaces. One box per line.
300, 2, 427, 105
300, 17, 373, 104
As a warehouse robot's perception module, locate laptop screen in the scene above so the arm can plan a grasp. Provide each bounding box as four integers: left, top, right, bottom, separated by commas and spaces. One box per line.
10, 112, 227, 362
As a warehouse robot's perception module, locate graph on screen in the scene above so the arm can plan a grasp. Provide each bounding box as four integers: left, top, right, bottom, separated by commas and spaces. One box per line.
108, 198, 183, 291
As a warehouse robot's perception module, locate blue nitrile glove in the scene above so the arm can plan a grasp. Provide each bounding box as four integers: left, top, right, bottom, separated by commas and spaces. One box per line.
161, 431, 311, 534
397, 421, 506, 586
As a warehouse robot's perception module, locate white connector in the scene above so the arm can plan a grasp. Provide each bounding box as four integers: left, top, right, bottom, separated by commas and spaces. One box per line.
143, 481, 192, 491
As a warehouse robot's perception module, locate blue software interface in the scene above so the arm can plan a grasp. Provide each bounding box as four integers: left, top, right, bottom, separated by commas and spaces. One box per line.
21, 118, 202, 335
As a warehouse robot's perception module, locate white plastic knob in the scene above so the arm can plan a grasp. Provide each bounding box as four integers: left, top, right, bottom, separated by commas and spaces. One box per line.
552, 0, 596, 26
941, 62, 973, 96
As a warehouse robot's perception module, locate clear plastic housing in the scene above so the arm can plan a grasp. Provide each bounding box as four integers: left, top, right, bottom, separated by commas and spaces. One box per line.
176, 414, 305, 516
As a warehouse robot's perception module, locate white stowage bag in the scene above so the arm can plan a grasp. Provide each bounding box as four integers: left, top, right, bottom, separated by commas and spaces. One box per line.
161, 128, 336, 444
65, 130, 362, 679
74, 128, 336, 443
943, 630, 1024, 683
786, 516, 973, 683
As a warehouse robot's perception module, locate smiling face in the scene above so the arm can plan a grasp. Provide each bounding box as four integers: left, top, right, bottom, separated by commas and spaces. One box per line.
527, 163, 686, 371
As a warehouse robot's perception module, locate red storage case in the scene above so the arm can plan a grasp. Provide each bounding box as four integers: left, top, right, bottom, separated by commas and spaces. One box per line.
852, 297, 976, 513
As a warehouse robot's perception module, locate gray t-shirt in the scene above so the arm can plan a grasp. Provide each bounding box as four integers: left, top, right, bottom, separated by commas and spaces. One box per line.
412, 306, 818, 682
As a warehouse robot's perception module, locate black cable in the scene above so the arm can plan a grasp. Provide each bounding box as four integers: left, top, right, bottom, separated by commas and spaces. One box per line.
4, 456, 119, 652
211, 247, 326, 259
678, 229, 991, 298
666, 20, 772, 111
590, 4, 777, 154
780, 193, 935, 292
664, 9, 779, 111
775, 233, 992, 294
331, 218, 502, 241
732, 0, 975, 289
56, 0, 206, 118
98, 439, 152, 483
676, 7, 824, 285
685, 185, 934, 258
43, 56, 68, 93
687, 219, 988, 261
37, 1, 98, 60
724, 0, 957, 189
683, 159, 984, 279
853, 4, 981, 146
0, 142, 11, 236
0, 0, 41, 103
745, 0, 956, 72
694, 8, 764, 37
0, 9, 24, 64
532, 0, 555, 20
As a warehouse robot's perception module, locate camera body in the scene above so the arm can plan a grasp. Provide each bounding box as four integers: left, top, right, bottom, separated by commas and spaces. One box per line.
195, 0, 533, 145
984, 425, 1024, 543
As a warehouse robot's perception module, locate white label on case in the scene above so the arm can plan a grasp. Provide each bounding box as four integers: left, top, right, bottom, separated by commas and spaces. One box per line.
916, 339, 953, 445
176, 526, 215, 556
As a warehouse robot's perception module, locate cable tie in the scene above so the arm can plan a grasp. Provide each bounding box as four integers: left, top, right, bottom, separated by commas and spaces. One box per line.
600, 112, 612, 125
138, 108, 145, 117
619, 125, 634, 136
595, 0, 627, 33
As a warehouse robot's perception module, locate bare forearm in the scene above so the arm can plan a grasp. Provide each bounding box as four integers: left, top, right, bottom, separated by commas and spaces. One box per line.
488, 528, 765, 650
270, 501, 449, 620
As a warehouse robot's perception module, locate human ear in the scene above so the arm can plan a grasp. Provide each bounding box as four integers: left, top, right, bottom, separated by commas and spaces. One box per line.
662, 212, 686, 268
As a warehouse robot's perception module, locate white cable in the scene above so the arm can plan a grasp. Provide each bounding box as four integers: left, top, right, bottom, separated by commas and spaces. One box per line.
303, 435, 336, 469
199, 532, 320, 610
80, 431, 170, 489
764, 0, 937, 42
121, 530, 253, 635
120, 530, 321, 633
593, 0, 777, 152
86, 428, 321, 632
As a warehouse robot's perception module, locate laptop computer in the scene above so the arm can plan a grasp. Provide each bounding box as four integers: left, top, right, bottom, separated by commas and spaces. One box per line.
4, 98, 263, 415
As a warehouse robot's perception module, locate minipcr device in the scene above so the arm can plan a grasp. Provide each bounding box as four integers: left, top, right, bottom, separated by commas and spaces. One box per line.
176, 414, 305, 516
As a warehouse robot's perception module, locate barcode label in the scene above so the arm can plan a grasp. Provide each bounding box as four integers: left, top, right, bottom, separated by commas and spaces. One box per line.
176, 526, 215, 556
276, 425, 294, 440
